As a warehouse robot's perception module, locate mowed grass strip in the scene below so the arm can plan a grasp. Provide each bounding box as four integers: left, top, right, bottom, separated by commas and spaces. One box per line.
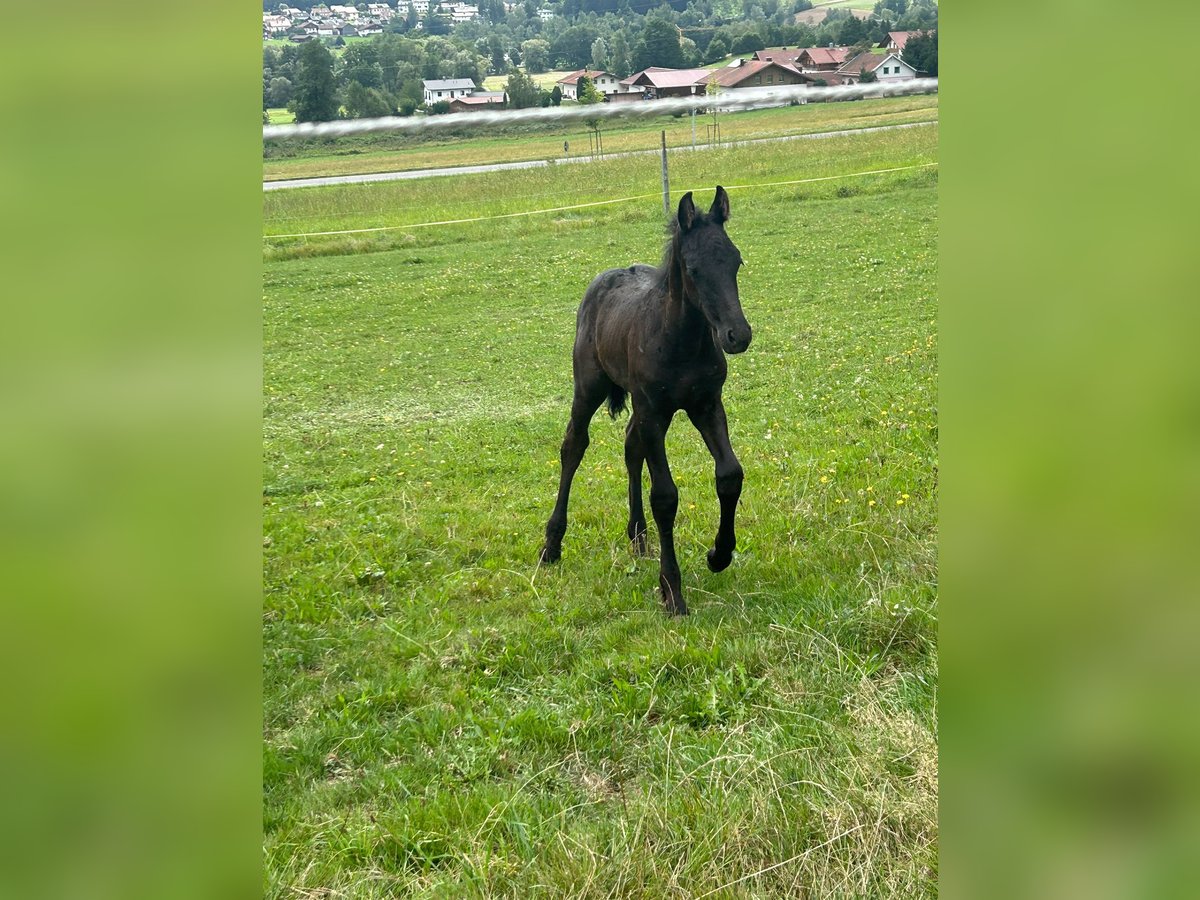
263, 127, 937, 897
262, 94, 938, 181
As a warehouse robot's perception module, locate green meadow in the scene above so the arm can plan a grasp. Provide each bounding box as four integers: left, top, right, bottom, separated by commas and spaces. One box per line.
263, 123, 938, 896
263, 94, 938, 181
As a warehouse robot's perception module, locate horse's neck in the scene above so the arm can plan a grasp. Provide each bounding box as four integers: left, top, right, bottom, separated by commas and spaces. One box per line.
663, 253, 709, 345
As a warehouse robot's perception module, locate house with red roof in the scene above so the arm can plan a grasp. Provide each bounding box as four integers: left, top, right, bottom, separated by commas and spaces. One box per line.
620, 67, 713, 98
837, 51, 919, 83
878, 31, 921, 55
701, 59, 809, 90
556, 69, 622, 100
795, 47, 851, 71
448, 92, 506, 112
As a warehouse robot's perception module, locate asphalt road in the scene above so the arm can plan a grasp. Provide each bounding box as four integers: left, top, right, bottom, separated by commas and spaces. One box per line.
262, 121, 936, 192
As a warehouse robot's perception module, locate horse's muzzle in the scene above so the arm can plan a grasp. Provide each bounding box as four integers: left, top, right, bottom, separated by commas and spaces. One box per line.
721, 325, 752, 354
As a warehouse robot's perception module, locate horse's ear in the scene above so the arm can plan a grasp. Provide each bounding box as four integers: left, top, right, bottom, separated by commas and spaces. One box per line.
678, 192, 697, 232
710, 185, 731, 225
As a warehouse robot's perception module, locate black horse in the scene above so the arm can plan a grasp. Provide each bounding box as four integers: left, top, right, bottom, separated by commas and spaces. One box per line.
539, 186, 752, 615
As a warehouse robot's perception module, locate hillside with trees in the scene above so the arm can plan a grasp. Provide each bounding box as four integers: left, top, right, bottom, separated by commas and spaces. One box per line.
263, 0, 937, 121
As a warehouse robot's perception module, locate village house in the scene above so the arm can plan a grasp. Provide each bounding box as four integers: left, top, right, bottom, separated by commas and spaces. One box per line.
837, 51, 918, 82
447, 3, 480, 23
619, 67, 712, 99
448, 91, 506, 112
556, 69, 622, 100
262, 14, 291, 35
701, 59, 809, 91
422, 78, 477, 105
878, 31, 921, 55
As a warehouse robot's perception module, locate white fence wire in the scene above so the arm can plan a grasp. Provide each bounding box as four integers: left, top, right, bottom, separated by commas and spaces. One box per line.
263, 78, 938, 141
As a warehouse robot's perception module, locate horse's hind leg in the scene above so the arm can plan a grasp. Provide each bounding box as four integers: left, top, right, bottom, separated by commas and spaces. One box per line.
624, 416, 648, 555
640, 412, 686, 616
688, 400, 743, 574
540, 370, 608, 564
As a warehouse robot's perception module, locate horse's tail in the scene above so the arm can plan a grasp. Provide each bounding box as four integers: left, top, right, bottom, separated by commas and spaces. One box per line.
606, 385, 628, 419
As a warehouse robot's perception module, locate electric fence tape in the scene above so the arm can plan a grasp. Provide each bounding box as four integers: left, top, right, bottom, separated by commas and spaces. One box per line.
265, 162, 938, 240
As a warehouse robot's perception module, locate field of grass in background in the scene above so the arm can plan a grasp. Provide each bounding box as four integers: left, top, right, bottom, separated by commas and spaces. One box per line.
266, 107, 295, 125
263, 124, 937, 897
263, 94, 938, 181
482, 69, 575, 92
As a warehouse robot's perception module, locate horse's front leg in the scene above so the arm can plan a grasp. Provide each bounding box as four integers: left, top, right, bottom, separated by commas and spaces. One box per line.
640, 413, 686, 615
688, 400, 743, 573
624, 416, 648, 555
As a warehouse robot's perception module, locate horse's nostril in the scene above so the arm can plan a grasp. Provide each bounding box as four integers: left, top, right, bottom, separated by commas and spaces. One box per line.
726, 329, 736, 345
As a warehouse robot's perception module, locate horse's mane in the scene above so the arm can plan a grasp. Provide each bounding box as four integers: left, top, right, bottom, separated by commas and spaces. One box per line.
656, 214, 689, 292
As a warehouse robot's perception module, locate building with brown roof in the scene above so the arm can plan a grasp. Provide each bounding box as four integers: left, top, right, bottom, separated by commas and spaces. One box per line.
878, 31, 921, 55
754, 46, 850, 71
447, 91, 506, 112
701, 59, 808, 90
620, 67, 713, 98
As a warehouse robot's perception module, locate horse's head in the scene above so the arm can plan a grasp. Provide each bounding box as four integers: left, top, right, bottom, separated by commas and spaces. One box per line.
676, 186, 752, 354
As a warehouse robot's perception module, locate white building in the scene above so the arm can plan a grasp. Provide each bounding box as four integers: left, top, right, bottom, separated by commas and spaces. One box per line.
423, 78, 477, 105
446, 3, 479, 22
556, 69, 621, 99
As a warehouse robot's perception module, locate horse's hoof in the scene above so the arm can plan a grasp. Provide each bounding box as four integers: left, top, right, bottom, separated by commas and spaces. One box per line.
539, 545, 560, 564
663, 594, 689, 616
659, 579, 688, 616
706, 546, 733, 573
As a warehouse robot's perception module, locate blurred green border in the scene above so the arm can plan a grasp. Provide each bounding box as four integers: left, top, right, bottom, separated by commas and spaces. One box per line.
1, 4, 262, 898
943, 4, 1200, 899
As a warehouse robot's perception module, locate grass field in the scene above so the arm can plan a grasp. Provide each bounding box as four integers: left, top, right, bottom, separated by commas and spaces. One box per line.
263, 125, 938, 896
266, 107, 295, 125
482, 69, 575, 92
263, 94, 938, 181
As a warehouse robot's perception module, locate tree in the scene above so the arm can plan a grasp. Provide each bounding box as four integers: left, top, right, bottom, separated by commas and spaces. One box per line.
577, 74, 603, 105
550, 84, 563, 105
903, 29, 937, 75
609, 31, 631, 78
633, 18, 685, 71
577, 75, 603, 131
522, 38, 551, 73
730, 31, 765, 55
340, 43, 383, 90
858, 66, 877, 83
591, 37, 608, 71
838, 14, 868, 46
705, 35, 729, 64
268, 76, 293, 108
343, 81, 393, 118
290, 39, 339, 123
487, 34, 508, 74
423, 10, 451, 34
505, 69, 545, 108
551, 24, 599, 69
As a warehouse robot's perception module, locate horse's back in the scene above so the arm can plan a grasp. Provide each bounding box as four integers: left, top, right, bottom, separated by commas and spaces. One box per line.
578, 264, 656, 326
